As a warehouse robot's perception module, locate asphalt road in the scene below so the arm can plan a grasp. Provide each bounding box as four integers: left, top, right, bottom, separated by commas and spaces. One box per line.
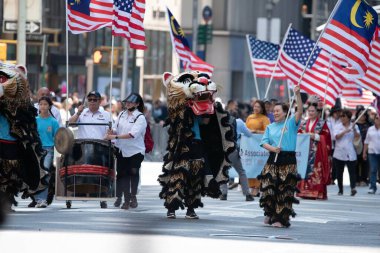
0, 162, 379, 253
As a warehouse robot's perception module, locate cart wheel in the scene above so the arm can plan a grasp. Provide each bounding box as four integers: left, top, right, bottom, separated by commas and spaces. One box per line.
66, 201, 72, 209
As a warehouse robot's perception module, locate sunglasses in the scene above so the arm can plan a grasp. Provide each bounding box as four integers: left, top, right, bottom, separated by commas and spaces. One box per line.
308, 102, 318, 107
340, 115, 347, 118
88, 98, 99, 102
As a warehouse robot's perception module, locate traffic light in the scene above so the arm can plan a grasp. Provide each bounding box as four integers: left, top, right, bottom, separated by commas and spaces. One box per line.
0, 43, 6, 61
92, 47, 120, 66
93, 50, 103, 64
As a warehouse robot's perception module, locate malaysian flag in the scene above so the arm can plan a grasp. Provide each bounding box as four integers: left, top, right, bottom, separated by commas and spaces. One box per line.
166, 8, 214, 76
246, 35, 286, 79
319, 0, 378, 78
67, 0, 113, 33
278, 28, 362, 106
356, 28, 380, 96
112, 0, 147, 50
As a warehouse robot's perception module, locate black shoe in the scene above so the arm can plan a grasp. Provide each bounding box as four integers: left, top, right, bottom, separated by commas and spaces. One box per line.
350, 189, 357, 196
228, 183, 239, 190
245, 194, 254, 201
130, 196, 138, 208
121, 202, 129, 210
220, 194, 227, 200
185, 209, 199, 219
28, 201, 37, 208
100, 201, 107, 208
338, 191, 343, 196
167, 210, 176, 219
46, 192, 54, 205
114, 198, 122, 207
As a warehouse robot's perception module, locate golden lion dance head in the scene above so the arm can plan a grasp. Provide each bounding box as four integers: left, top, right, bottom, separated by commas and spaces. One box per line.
162, 71, 217, 115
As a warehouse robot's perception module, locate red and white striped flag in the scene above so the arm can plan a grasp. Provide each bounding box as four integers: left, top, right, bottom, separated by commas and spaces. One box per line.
112, 0, 146, 50
318, 0, 378, 78
341, 89, 375, 109
167, 8, 214, 76
355, 30, 380, 96
278, 28, 361, 106
246, 35, 286, 79
67, 0, 113, 33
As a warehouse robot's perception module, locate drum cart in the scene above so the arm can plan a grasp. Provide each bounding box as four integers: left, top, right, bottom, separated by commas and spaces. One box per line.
55, 121, 116, 208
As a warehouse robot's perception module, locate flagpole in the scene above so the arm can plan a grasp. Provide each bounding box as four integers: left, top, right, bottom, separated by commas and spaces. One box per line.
264, 23, 292, 99
109, 35, 115, 105
166, 7, 182, 72
65, 1, 70, 124
274, 0, 343, 162
287, 80, 292, 104
322, 54, 332, 119
246, 35, 260, 99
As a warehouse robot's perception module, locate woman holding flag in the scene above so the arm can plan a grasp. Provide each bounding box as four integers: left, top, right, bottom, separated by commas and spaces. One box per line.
297, 96, 331, 200
258, 85, 303, 228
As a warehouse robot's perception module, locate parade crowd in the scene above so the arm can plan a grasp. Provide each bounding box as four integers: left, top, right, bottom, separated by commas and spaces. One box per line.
1, 84, 380, 228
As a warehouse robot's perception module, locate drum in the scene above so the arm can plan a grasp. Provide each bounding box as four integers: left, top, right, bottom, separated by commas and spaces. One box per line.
59, 139, 116, 197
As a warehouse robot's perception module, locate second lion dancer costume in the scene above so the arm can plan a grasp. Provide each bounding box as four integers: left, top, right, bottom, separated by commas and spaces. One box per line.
158, 71, 235, 219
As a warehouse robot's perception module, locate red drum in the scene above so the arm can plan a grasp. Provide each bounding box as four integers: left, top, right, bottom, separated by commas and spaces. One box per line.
59, 139, 116, 197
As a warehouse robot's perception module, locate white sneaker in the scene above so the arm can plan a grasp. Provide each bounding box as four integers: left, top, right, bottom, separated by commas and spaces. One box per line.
36, 200, 47, 208
368, 189, 376, 194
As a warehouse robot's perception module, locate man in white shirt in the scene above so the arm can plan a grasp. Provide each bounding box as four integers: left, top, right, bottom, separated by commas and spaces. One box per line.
34, 87, 63, 126
69, 91, 112, 208
363, 115, 380, 194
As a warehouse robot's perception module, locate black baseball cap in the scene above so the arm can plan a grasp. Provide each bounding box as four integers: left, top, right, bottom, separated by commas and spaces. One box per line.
87, 91, 101, 98
123, 93, 142, 103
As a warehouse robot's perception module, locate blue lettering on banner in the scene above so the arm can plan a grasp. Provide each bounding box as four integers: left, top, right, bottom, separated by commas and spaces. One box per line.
229, 134, 310, 179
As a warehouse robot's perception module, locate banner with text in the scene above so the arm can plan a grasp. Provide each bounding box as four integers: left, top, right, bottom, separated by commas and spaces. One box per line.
229, 134, 310, 179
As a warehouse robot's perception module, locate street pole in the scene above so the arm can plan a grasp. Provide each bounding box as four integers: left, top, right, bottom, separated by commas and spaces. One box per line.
39, 35, 48, 87
17, 0, 26, 66
121, 39, 129, 100
192, 0, 198, 54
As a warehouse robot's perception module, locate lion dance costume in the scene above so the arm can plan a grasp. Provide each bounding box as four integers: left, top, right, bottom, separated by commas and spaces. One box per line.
158, 71, 235, 218
0, 63, 47, 222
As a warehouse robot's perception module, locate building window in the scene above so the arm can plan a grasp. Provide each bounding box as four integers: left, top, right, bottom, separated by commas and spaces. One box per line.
144, 30, 172, 75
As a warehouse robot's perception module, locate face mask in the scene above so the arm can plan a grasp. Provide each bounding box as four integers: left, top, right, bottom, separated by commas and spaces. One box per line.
128, 106, 136, 112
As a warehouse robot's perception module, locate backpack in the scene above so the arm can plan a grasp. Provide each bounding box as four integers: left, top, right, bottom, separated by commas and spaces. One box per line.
134, 114, 154, 153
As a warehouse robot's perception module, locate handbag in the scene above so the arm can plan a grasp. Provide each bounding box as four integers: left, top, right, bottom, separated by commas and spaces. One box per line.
353, 135, 363, 155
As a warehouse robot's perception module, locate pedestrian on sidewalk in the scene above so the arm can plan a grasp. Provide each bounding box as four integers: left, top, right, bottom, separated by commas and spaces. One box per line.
363, 114, 380, 194
258, 86, 303, 228
219, 110, 254, 201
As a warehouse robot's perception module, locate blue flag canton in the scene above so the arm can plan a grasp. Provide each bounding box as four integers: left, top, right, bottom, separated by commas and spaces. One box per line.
68, 0, 91, 15
167, 8, 190, 49
249, 35, 279, 60
333, 0, 378, 43
114, 0, 134, 14
284, 28, 321, 68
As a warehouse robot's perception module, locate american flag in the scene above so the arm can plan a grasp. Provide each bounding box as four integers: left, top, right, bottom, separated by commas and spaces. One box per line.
278, 28, 362, 106
166, 8, 214, 76
355, 29, 380, 96
341, 89, 375, 109
318, 0, 378, 78
246, 35, 286, 79
67, 0, 113, 33
112, 0, 146, 50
